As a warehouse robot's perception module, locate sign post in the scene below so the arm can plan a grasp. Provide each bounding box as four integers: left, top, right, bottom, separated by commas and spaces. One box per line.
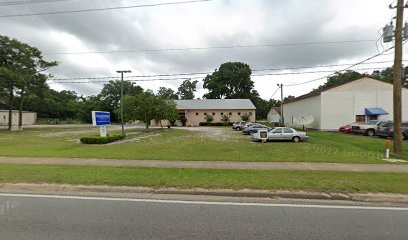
259, 129, 268, 143
92, 111, 111, 137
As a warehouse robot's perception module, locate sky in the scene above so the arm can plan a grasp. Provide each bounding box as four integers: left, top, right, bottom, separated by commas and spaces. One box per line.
0, 0, 405, 100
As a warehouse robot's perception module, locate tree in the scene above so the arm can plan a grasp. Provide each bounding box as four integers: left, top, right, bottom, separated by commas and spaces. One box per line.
0, 35, 57, 130
124, 92, 177, 129
241, 113, 251, 121
177, 79, 198, 99
98, 80, 143, 122
220, 114, 231, 125
203, 62, 256, 99
204, 114, 214, 125
312, 70, 367, 93
157, 87, 178, 99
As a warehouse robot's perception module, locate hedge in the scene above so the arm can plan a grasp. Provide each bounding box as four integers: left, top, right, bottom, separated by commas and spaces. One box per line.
80, 135, 125, 144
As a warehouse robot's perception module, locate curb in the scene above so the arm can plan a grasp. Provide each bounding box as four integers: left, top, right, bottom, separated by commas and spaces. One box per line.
1, 183, 408, 203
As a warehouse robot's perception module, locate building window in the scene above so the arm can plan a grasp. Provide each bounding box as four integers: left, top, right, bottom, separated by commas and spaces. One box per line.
204, 113, 207, 116
196, 112, 199, 116
229, 112, 232, 115
221, 112, 224, 116
249, 112, 253, 115
212, 112, 216, 116
238, 112, 241, 116
355, 115, 365, 122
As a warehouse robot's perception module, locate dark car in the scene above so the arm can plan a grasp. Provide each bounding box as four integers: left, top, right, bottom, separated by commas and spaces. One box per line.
242, 125, 270, 135
377, 121, 408, 140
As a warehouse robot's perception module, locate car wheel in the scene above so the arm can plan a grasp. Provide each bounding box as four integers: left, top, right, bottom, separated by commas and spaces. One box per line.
293, 136, 300, 143
367, 129, 375, 136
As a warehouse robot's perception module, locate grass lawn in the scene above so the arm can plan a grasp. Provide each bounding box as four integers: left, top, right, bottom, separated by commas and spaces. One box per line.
0, 125, 406, 163
0, 164, 407, 194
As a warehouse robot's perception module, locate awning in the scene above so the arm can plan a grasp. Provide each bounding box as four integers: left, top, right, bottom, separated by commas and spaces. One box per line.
365, 107, 388, 116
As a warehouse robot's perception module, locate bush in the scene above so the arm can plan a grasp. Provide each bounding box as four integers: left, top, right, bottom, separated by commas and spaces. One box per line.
80, 135, 125, 144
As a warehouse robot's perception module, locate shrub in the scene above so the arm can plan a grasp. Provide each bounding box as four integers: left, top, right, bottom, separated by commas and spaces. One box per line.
80, 135, 125, 144
241, 113, 251, 121
199, 122, 233, 126
220, 115, 231, 125
204, 115, 214, 125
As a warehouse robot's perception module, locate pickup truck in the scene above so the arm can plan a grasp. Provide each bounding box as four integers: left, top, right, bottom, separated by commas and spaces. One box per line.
351, 120, 383, 136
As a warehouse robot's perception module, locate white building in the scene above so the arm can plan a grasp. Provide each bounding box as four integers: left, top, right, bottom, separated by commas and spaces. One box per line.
0, 110, 37, 128
267, 107, 281, 124
282, 77, 408, 130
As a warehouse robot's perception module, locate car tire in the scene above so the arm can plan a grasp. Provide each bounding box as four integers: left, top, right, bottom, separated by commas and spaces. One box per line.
293, 136, 300, 143
367, 129, 375, 136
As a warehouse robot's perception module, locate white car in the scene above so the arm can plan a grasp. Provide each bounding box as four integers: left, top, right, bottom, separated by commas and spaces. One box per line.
251, 127, 309, 143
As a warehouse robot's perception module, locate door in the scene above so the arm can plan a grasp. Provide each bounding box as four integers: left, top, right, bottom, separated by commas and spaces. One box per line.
268, 128, 283, 140
282, 128, 295, 140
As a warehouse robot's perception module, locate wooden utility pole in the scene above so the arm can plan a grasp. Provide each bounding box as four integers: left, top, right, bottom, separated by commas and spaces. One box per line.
393, 0, 404, 154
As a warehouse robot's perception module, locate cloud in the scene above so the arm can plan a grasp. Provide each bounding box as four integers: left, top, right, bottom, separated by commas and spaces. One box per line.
0, 0, 398, 98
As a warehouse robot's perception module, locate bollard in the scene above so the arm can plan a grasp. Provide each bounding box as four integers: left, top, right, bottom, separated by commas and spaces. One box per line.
385, 139, 391, 159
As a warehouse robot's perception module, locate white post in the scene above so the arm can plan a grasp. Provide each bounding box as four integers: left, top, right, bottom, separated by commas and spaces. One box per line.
100, 125, 107, 138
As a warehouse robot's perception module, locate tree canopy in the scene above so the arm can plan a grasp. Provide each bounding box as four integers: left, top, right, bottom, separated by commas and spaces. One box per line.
178, 79, 198, 99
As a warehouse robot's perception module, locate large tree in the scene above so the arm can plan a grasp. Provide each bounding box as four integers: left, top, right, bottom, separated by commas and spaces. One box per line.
98, 80, 144, 122
203, 62, 255, 99
0, 35, 57, 130
157, 87, 178, 99
177, 79, 198, 99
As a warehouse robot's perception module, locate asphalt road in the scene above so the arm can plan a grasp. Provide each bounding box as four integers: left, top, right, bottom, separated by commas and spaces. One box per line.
1, 194, 408, 240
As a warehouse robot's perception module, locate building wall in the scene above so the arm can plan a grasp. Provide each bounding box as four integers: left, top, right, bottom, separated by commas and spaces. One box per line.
283, 95, 321, 129
185, 109, 256, 126
320, 78, 408, 130
0, 111, 37, 127
267, 109, 280, 123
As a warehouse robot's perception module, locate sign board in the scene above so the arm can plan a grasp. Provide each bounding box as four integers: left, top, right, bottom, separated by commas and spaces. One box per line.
92, 111, 111, 126
259, 130, 268, 143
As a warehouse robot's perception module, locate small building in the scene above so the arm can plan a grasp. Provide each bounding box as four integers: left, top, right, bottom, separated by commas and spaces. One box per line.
267, 107, 281, 124
152, 99, 256, 127
282, 77, 408, 130
0, 110, 37, 128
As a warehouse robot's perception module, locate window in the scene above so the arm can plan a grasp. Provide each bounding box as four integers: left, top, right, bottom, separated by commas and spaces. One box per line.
212, 112, 215, 116
368, 115, 378, 120
238, 112, 241, 116
249, 112, 253, 115
204, 113, 207, 116
196, 113, 199, 116
355, 115, 365, 122
271, 128, 282, 134
283, 128, 293, 133
229, 112, 232, 116
220, 112, 224, 116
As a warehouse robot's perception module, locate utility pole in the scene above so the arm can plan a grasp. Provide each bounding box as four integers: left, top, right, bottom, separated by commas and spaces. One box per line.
392, 0, 404, 154
277, 83, 284, 126
116, 70, 131, 136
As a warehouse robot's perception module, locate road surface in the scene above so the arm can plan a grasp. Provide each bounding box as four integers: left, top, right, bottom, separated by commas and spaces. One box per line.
1, 193, 407, 240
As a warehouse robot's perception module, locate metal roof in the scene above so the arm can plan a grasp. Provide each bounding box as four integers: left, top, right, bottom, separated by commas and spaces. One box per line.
175, 99, 256, 110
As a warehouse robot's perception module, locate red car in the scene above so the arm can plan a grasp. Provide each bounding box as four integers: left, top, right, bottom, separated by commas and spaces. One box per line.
339, 122, 362, 133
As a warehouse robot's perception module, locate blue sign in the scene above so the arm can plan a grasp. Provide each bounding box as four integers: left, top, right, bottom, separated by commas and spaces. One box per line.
92, 111, 111, 126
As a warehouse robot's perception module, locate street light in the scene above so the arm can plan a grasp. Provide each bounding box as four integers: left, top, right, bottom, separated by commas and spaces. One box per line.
116, 70, 131, 136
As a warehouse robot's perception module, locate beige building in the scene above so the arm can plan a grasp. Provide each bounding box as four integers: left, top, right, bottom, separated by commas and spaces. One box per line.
267, 107, 281, 124
152, 99, 256, 127
0, 110, 37, 128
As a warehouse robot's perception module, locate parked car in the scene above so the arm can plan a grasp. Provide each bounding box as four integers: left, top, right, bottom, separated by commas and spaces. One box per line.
351, 120, 384, 136
251, 127, 308, 143
232, 121, 247, 131
242, 122, 257, 130
377, 121, 408, 140
339, 122, 363, 133
242, 124, 269, 135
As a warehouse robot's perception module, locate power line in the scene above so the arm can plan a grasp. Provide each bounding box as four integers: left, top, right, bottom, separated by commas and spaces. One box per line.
284, 45, 397, 87
47, 67, 392, 84
46, 39, 376, 55
0, 0, 72, 6
0, 0, 214, 18
49, 60, 402, 81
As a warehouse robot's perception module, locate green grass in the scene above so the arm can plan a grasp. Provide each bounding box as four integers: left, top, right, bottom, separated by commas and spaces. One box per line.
0, 164, 407, 194
0, 126, 406, 163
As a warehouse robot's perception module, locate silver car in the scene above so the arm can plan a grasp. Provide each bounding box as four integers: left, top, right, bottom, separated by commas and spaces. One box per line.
251, 127, 309, 143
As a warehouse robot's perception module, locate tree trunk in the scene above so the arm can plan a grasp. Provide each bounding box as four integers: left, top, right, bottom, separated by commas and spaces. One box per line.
8, 87, 13, 131
18, 88, 26, 130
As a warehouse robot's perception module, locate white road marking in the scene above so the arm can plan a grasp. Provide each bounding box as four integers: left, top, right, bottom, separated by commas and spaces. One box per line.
0, 193, 407, 211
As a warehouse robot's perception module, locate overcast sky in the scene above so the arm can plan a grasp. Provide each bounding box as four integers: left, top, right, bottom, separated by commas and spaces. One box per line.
0, 0, 404, 100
